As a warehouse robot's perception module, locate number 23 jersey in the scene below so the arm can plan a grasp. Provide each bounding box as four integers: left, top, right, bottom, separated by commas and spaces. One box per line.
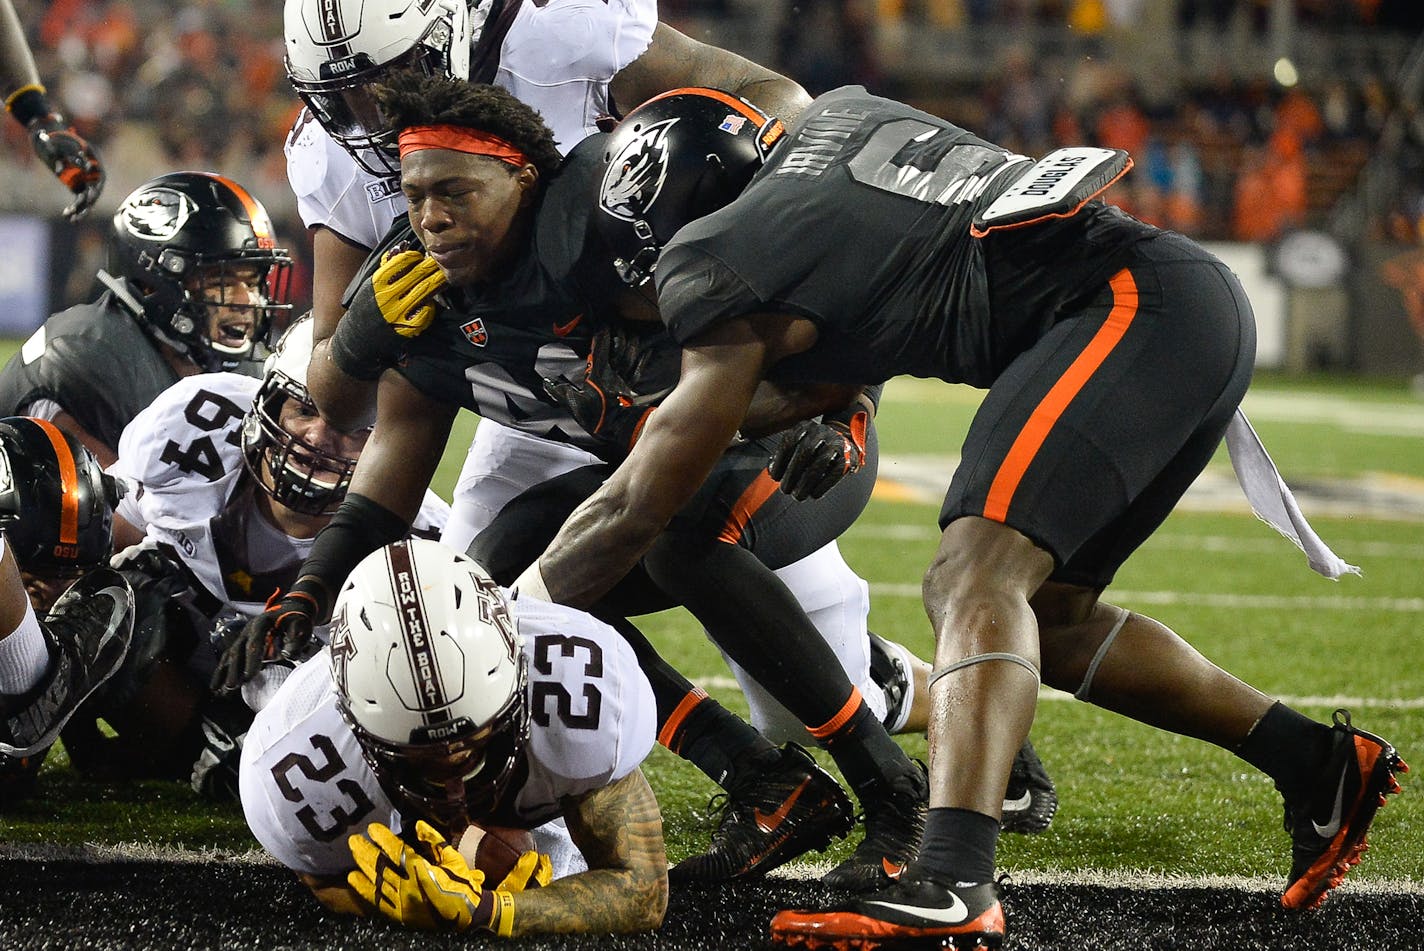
238, 594, 656, 877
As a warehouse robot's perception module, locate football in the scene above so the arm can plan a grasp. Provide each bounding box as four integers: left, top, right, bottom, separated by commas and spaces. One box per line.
456, 822, 537, 885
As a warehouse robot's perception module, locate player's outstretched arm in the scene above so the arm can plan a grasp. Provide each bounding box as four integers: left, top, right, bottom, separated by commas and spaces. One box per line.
511, 769, 668, 935
611, 21, 812, 124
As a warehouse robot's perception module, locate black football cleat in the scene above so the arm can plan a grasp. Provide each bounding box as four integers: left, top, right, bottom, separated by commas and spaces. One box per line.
0, 567, 134, 758
772, 868, 1004, 949
671, 743, 855, 883
822, 763, 928, 893
1000, 739, 1058, 834
1280, 709, 1407, 910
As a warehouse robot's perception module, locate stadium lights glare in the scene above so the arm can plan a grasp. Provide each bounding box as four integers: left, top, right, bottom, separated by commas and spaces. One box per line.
1274, 57, 1300, 87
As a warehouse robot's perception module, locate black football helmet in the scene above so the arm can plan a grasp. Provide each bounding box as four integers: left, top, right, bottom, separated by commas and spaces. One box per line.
0, 417, 124, 572
108, 171, 293, 371
597, 87, 785, 286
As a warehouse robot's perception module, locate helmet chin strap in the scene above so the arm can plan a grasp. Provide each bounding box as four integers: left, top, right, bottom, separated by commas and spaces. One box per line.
95, 269, 146, 319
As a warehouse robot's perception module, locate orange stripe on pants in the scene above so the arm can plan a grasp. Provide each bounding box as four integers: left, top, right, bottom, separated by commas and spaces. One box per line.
983, 268, 1140, 523
716, 470, 779, 545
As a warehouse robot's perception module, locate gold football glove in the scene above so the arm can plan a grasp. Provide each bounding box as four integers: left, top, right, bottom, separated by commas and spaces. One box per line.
497, 848, 553, 892
372, 249, 446, 337
347, 820, 515, 935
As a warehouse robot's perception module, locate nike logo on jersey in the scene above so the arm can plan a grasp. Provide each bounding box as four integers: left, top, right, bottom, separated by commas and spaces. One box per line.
754, 777, 810, 834
865, 891, 969, 925
552, 314, 583, 337
1312, 767, 1351, 838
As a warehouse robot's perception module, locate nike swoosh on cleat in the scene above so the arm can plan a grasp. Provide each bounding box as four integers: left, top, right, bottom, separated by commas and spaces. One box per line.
92, 586, 131, 656
1002, 791, 1032, 812
754, 777, 810, 835
552, 314, 583, 337
864, 892, 969, 925
1312, 767, 1350, 838
881, 858, 907, 879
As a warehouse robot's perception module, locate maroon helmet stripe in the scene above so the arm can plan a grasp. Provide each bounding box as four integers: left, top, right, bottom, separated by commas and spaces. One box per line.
385, 541, 448, 726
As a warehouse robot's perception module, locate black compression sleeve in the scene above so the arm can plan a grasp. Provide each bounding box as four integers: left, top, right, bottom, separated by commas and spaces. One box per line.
327, 278, 409, 381
291, 492, 411, 621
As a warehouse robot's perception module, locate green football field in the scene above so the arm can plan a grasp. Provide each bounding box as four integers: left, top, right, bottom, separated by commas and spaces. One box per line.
1, 362, 1419, 901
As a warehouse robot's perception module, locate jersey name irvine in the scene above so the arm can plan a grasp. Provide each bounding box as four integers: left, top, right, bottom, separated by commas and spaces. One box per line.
775, 107, 869, 178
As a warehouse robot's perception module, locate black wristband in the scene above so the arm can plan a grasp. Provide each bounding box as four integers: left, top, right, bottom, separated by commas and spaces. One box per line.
7, 87, 51, 126
824, 384, 882, 426
328, 283, 408, 381
298, 492, 411, 620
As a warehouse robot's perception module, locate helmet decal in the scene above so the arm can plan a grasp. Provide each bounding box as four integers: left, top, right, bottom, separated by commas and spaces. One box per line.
600, 117, 677, 223
117, 187, 197, 243
386, 540, 464, 723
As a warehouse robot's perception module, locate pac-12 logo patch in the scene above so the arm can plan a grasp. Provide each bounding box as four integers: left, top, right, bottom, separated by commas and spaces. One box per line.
461, 317, 488, 346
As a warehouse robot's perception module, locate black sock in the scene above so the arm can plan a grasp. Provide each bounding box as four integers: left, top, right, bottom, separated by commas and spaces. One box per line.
821, 699, 917, 798
1234, 701, 1335, 802
665, 691, 774, 789
915, 807, 999, 882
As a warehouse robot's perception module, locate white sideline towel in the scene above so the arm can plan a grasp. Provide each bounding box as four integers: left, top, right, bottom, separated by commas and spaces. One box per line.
1224, 409, 1360, 580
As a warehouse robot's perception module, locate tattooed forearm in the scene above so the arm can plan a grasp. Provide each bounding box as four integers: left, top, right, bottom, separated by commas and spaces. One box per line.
611, 23, 811, 123
507, 769, 668, 935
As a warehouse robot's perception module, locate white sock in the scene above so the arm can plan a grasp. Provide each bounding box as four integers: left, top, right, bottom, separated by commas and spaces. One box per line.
0, 599, 49, 697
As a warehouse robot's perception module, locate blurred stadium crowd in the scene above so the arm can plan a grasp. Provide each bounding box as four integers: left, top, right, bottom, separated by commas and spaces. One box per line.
2, 0, 1423, 314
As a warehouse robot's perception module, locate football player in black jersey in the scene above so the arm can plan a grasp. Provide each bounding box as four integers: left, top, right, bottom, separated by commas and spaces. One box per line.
217, 73, 1049, 892
0, 417, 134, 806
1, 0, 104, 220
0, 171, 292, 480
495, 86, 1407, 946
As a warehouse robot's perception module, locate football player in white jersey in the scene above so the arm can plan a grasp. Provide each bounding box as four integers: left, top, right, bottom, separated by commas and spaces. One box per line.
69, 315, 448, 794
0, 417, 134, 804
241, 538, 666, 936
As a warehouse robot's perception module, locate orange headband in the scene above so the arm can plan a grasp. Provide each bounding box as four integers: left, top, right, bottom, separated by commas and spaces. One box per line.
398, 124, 529, 166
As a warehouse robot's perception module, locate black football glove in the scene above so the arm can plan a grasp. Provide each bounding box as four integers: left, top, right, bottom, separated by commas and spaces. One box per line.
768, 409, 869, 501
7, 87, 105, 221
211, 589, 321, 694
544, 325, 657, 459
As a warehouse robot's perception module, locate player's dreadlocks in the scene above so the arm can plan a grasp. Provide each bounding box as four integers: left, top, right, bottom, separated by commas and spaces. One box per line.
373, 72, 563, 181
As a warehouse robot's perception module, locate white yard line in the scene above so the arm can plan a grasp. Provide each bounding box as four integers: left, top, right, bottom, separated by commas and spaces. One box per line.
865, 582, 1424, 613
767, 859, 1424, 895
849, 524, 1424, 559
2, 842, 1418, 898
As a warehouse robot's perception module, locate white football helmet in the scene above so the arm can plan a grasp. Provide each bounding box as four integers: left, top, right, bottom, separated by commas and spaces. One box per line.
241, 314, 364, 515
284, 0, 475, 175
331, 538, 529, 831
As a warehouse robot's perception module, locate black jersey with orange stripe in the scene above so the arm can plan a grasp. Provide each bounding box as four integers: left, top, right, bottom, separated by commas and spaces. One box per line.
392, 135, 681, 453
655, 85, 1160, 389
0, 294, 180, 450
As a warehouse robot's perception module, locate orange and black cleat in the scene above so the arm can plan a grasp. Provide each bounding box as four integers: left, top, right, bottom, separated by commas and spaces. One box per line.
771, 872, 1004, 950
1281, 709, 1408, 910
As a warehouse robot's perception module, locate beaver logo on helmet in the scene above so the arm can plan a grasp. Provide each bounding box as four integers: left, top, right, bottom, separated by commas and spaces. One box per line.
117, 187, 197, 243
599, 118, 676, 223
